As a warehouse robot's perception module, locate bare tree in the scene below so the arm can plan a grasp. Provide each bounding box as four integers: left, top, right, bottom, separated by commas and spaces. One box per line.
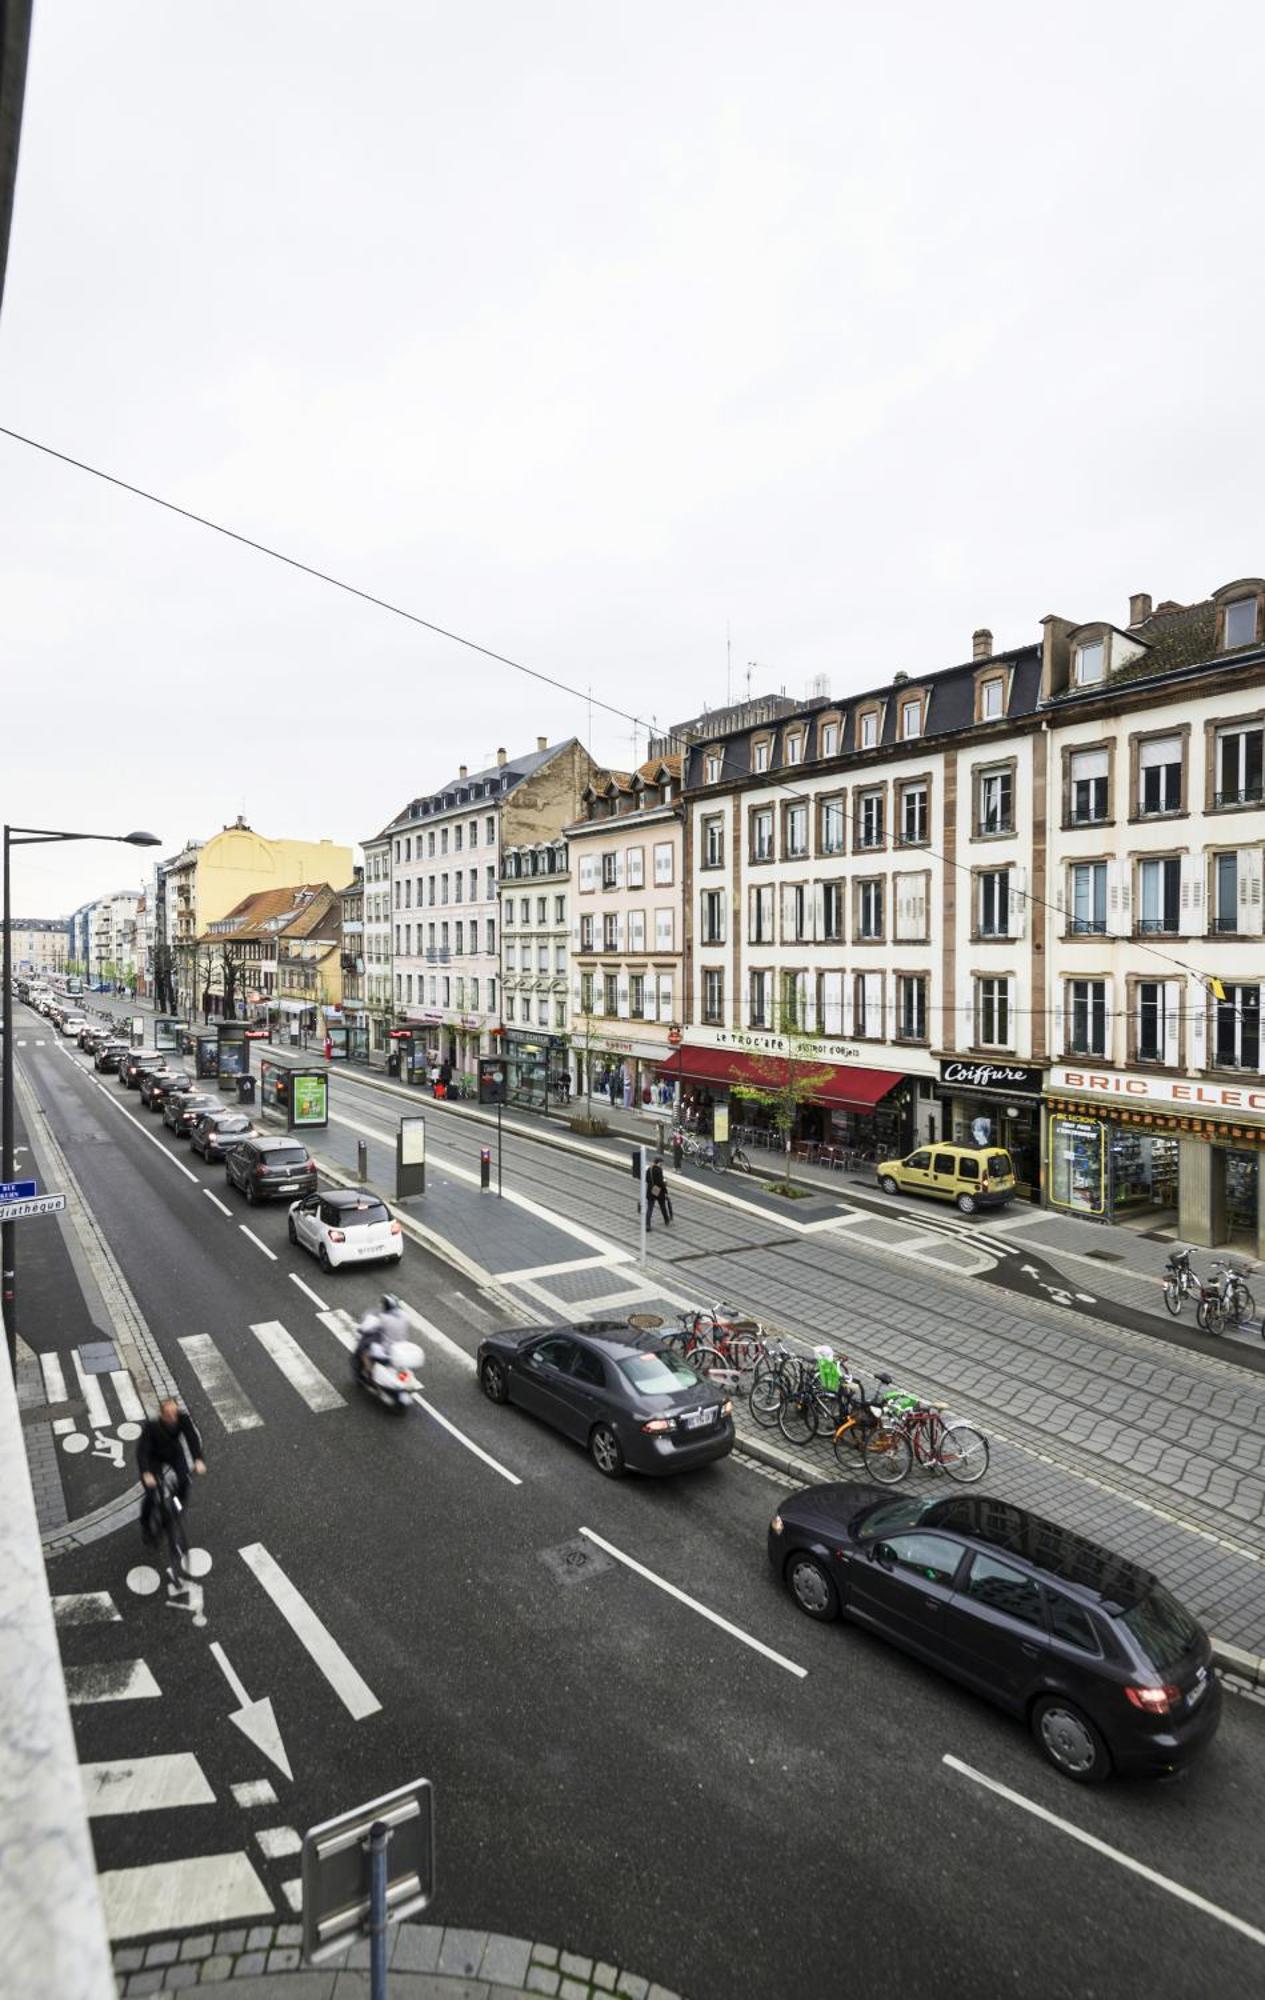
729, 1006, 835, 1195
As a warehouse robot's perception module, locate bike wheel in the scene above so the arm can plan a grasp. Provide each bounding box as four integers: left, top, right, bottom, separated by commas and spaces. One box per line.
730, 1148, 753, 1174
1161, 1278, 1183, 1317
861, 1423, 911, 1485
727, 1333, 765, 1388
832, 1418, 868, 1467
936, 1424, 990, 1483
778, 1390, 821, 1448
1233, 1285, 1256, 1326
748, 1361, 790, 1428
688, 1346, 739, 1393
1197, 1297, 1227, 1336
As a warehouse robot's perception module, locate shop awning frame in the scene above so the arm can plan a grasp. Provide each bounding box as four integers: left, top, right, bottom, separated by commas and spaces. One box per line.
659, 1043, 904, 1111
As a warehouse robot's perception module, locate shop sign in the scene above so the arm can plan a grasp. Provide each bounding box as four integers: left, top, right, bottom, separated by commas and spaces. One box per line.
693, 1025, 863, 1064
940, 1059, 1043, 1096
1051, 1066, 1265, 1118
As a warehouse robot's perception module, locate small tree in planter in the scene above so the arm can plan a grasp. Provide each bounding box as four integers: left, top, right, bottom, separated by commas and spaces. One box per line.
569, 1012, 610, 1135
729, 1008, 834, 1196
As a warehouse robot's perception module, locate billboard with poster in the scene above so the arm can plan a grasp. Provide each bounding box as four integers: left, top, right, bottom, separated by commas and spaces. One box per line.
217, 1023, 249, 1078
292, 1072, 329, 1127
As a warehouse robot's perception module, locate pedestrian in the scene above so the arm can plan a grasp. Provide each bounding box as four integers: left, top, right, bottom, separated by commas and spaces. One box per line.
137, 1398, 206, 1546
645, 1159, 672, 1230
608, 1067, 620, 1107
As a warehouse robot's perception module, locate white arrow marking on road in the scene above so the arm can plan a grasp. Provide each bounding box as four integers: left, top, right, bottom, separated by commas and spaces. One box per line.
209, 1640, 293, 1780
1020, 1263, 1040, 1277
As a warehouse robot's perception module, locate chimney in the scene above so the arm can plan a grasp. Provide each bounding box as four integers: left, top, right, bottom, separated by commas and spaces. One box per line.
537, 736, 548, 752
972, 628, 993, 661
496, 747, 507, 766
1129, 592, 1152, 626
458, 765, 467, 780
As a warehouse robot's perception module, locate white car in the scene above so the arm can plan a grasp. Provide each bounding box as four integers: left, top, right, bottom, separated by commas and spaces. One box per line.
287, 1188, 404, 1272
60, 1014, 87, 1038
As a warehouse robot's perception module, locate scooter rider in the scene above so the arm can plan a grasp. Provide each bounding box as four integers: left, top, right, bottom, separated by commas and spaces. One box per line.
355, 1294, 410, 1382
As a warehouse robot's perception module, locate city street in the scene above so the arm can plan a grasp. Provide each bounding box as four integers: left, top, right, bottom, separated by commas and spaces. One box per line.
12, 1003, 1265, 1998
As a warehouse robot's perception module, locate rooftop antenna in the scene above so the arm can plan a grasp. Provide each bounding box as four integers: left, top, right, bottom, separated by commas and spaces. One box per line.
726, 622, 732, 707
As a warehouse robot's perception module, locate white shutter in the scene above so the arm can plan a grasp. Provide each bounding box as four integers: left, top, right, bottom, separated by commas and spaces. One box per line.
718, 894, 727, 946
1009, 865, 1028, 940
1191, 984, 1206, 1054
643, 978, 658, 1022
657, 972, 673, 1020
1053, 983, 1065, 1057
747, 886, 759, 939
780, 884, 796, 941
894, 875, 912, 942
1162, 981, 1181, 1067
1107, 859, 1128, 937
802, 972, 818, 1032
913, 873, 928, 940
959, 986, 976, 1050
580, 854, 594, 891
614, 850, 625, 888
1179, 855, 1202, 936
617, 978, 629, 1018
572, 977, 582, 1012
1242, 848, 1264, 936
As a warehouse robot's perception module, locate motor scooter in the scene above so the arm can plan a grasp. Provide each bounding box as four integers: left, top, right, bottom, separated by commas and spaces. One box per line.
352, 1336, 426, 1409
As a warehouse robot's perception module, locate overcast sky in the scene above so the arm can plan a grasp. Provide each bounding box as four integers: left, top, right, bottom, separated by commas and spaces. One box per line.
2, 1, 1261, 915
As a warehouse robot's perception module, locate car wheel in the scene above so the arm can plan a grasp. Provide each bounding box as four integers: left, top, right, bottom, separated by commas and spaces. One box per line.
287, 1218, 298, 1244
880, 1175, 899, 1195
956, 1192, 977, 1214
318, 1244, 331, 1271
1031, 1697, 1111, 1783
480, 1357, 508, 1404
785, 1553, 838, 1621
589, 1424, 625, 1478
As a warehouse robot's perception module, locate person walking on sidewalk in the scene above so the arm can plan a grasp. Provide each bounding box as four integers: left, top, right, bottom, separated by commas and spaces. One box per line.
646, 1159, 672, 1230
137, 1399, 206, 1544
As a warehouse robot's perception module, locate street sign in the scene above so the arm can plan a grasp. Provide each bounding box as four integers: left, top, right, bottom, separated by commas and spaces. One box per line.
301, 1777, 434, 1976
0, 1180, 37, 1202
0, 1194, 66, 1220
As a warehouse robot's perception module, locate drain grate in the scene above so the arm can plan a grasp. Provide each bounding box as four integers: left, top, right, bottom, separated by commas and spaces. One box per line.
1083, 1249, 1124, 1262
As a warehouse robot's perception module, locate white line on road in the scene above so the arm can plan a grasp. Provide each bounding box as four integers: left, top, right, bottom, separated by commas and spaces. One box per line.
942, 1755, 1265, 1951
316, 1307, 356, 1351
178, 1334, 264, 1433
71, 1348, 111, 1431
97, 1082, 201, 1181
398, 1298, 477, 1374
39, 1351, 67, 1405
494, 1253, 628, 1283
97, 1852, 273, 1940
577, 1526, 808, 1679
255, 1825, 302, 1858
240, 1224, 278, 1262
203, 1187, 233, 1217
290, 1271, 329, 1311
231, 1779, 277, 1808
109, 1369, 145, 1422
81, 1751, 215, 1816
64, 1659, 161, 1704
52, 1591, 121, 1627
239, 1541, 381, 1719
444, 1287, 495, 1324
249, 1320, 343, 1412
412, 1391, 523, 1486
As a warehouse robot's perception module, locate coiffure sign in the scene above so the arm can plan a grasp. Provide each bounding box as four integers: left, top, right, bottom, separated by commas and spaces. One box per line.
1052, 1066, 1265, 1116
697, 1026, 863, 1064
940, 1060, 1043, 1097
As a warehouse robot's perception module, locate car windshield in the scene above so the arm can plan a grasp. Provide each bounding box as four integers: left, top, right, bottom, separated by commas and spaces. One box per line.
1120, 1588, 1201, 1672
854, 1495, 938, 1541
618, 1350, 701, 1394
341, 1202, 389, 1228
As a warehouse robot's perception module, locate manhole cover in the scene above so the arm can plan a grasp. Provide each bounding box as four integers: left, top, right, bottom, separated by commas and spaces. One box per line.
626, 1313, 665, 1330
538, 1539, 616, 1588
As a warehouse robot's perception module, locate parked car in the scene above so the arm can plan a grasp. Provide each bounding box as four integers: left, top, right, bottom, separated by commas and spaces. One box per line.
876, 1143, 1016, 1214
477, 1321, 735, 1478
95, 1041, 130, 1073
224, 1136, 318, 1204
141, 1068, 192, 1110
163, 1088, 221, 1135
77, 1022, 103, 1051
190, 1109, 259, 1161
288, 1189, 403, 1272
119, 1050, 165, 1089
769, 1485, 1221, 1782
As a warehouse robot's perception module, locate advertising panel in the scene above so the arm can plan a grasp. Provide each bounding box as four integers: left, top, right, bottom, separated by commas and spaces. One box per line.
292, 1072, 329, 1127
217, 1024, 249, 1077
195, 1034, 220, 1080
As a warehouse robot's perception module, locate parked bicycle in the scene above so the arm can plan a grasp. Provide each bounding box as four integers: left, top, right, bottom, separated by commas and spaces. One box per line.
1195, 1258, 1257, 1336
881, 1394, 990, 1483
675, 1303, 768, 1393
1161, 1247, 1199, 1317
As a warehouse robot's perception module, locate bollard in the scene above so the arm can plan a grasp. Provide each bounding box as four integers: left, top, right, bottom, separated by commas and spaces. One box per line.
480, 1146, 491, 1191
357, 1139, 368, 1183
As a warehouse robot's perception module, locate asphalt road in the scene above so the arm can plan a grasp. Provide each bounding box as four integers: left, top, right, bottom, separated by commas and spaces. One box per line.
16, 1010, 1265, 1998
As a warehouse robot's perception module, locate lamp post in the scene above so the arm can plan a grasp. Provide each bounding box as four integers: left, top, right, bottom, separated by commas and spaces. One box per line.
3, 826, 161, 1371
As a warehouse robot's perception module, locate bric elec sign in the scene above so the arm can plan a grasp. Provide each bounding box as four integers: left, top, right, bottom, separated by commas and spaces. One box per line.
1052, 1067, 1265, 1115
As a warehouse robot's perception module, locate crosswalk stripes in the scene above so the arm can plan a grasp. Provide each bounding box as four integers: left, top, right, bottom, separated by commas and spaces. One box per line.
249, 1319, 345, 1412
178, 1333, 264, 1433
81, 1751, 215, 1816
70, 1349, 111, 1430
64, 1658, 161, 1704
39, 1351, 67, 1404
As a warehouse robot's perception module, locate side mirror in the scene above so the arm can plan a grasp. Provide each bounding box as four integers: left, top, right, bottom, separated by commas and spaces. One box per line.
871, 1542, 895, 1569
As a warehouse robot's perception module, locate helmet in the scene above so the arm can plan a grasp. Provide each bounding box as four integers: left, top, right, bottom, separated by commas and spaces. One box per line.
381, 1294, 400, 1314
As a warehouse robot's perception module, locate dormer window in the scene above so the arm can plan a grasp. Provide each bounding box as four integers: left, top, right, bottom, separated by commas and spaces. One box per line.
1224, 597, 1259, 649
704, 752, 722, 784
785, 731, 804, 765
752, 737, 771, 773
858, 706, 881, 750
978, 676, 1005, 722
1074, 639, 1105, 686
820, 720, 839, 758
900, 696, 923, 741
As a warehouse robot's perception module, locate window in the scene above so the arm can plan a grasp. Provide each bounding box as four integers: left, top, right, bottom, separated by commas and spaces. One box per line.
1137, 981, 1174, 1063
785, 732, 804, 765
602, 852, 618, 889
858, 708, 880, 750
751, 807, 774, 861
749, 884, 775, 944
753, 738, 770, 773
1068, 979, 1107, 1057
853, 972, 882, 1037
536, 896, 547, 923
471, 978, 480, 1011
1046, 1593, 1100, 1654
454, 921, 463, 956
486, 866, 495, 899
1069, 861, 1107, 935
555, 1000, 566, 1029
579, 914, 594, 951
856, 789, 884, 850
1138, 736, 1183, 815
603, 913, 619, 951
655, 907, 675, 950
857, 879, 884, 940
626, 848, 645, 888
978, 869, 1010, 938
1074, 638, 1105, 686
703, 816, 725, 868
580, 972, 594, 1014
653, 843, 674, 885
977, 767, 1013, 836
519, 896, 530, 924
783, 882, 810, 942
1138, 857, 1180, 934
427, 832, 435, 857
963, 1554, 1045, 1630
785, 804, 809, 858
603, 972, 618, 1015
1216, 724, 1264, 808
627, 910, 645, 952
820, 721, 838, 758
1215, 984, 1261, 1070
820, 795, 846, 855
900, 697, 922, 740
900, 783, 927, 846
486, 817, 495, 845
781, 969, 807, 1029
977, 977, 1011, 1047
897, 975, 927, 1042
536, 943, 549, 973
505, 943, 517, 971
555, 894, 565, 922
704, 751, 722, 784
555, 943, 566, 973
702, 969, 724, 1024
440, 829, 448, 855
1212, 852, 1240, 932
453, 825, 463, 852
1069, 747, 1109, 825
469, 819, 478, 847
979, 678, 1004, 721
701, 890, 726, 944
1224, 597, 1259, 649
629, 974, 645, 1020
821, 880, 844, 942
749, 968, 771, 1028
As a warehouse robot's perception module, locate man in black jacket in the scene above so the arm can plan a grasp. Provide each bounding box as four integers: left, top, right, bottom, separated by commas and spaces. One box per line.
138, 1399, 206, 1544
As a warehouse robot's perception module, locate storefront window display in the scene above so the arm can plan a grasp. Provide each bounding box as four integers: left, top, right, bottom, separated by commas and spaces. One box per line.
1226, 1150, 1259, 1244
1048, 1115, 1107, 1216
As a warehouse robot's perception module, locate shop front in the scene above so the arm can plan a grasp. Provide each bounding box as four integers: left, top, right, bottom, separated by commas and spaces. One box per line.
1046, 1065, 1265, 1252
502, 1028, 571, 1109
577, 1032, 673, 1112
937, 1059, 1044, 1201
664, 1029, 916, 1158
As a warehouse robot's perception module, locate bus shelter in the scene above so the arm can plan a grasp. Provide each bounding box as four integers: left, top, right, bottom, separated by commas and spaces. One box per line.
260, 1059, 329, 1132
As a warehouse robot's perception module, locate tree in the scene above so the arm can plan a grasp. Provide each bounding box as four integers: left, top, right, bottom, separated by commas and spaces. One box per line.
216, 944, 246, 1022
728, 1005, 835, 1194
567, 1012, 611, 1130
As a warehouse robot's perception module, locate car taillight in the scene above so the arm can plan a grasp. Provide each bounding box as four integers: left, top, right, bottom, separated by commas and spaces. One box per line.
981, 1177, 990, 1191
328, 1229, 346, 1242
389, 1221, 402, 1235
641, 1417, 673, 1433
1125, 1684, 1181, 1715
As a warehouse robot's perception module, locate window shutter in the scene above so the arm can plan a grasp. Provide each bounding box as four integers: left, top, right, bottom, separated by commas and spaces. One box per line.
1179, 855, 1201, 935
780, 884, 796, 941
1009, 865, 1028, 939
718, 894, 727, 946
959, 989, 975, 1050
1162, 981, 1181, 1067
913, 873, 928, 939
1107, 859, 1128, 937
617, 978, 629, 1018
657, 971, 673, 1020
643, 978, 658, 1022
1053, 984, 1065, 1056
1191, 988, 1206, 1053
1242, 848, 1264, 935
812, 882, 824, 943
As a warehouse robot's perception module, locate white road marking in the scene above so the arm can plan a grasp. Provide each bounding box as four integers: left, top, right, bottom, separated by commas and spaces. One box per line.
444, 1287, 495, 1325
316, 1307, 356, 1351
281, 1877, 303, 1913
290, 1271, 329, 1311
494, 1252, 630, 1283
413, 1391, 523, 1486
398, 1298, 477, 1375
240, 1224, 278, 1262
71, 1349, 111, 1430
942, 1756, 1265, 1950
577, 1526, 808, 1680
203, 1187, 233, 1217
64, 1659, 161, 1704
39, 1352, 67, 1404
81, 1751, 215, 1817
249, 1320, 343, 1412
178, 1334, 264, 1434
109, 1369, 145, 1422
255, 1825, 302, 1858
240, 1541, 381, 1719
231, 1779, 277, 1809
97, 1852, 273, 1940
52, 1415, 77, 1434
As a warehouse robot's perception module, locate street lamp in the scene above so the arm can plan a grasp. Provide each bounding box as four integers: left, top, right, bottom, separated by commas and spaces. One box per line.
3, 826, 161, 1371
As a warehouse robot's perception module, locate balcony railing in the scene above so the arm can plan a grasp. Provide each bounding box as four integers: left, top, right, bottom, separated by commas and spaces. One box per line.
1068, 918, 1107, 935
1210, 915, 1241, 933
1215, 784, 1264, 808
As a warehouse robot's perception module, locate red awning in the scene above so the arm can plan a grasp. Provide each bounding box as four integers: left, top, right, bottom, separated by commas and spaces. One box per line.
660, 1043, 903, 1111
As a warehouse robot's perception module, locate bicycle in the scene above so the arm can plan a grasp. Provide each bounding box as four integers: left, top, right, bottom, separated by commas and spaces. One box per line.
1196, 1258, 1257, 1335
1161, 1247, 1199, 1317
883, 1395, 990, 1483
147, 1465, 191, 1581
747, 1338, 797, 1427
679, 1304, 768, 1394
727, 1145, 754, 1174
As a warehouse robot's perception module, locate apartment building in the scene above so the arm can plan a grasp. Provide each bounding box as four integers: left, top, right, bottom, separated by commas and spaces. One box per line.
337, 867, 366, 1057
5, 917, 68, 978
362, 833, 393, 1051
500, 838, 570, 1106
201, 883, 342, 1033
568, 756, 684, 1106
383, 737, 596, 1080
90, 889, 142, 990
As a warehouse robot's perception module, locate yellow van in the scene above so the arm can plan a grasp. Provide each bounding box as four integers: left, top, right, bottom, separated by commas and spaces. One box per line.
876, 1143, 1016, 1214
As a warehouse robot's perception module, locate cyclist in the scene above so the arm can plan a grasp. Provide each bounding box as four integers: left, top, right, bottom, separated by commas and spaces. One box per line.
138, 1398, 206, 1546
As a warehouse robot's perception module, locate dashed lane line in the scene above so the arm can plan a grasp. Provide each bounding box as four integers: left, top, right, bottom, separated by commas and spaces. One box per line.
412, 1391, 524, 1486
239, 1542, 381, 1720
578, 1526, 808, 1679
203, 1188, 233, 1217
239, 1224, 278, 1262
289, 1271, 330, 1311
